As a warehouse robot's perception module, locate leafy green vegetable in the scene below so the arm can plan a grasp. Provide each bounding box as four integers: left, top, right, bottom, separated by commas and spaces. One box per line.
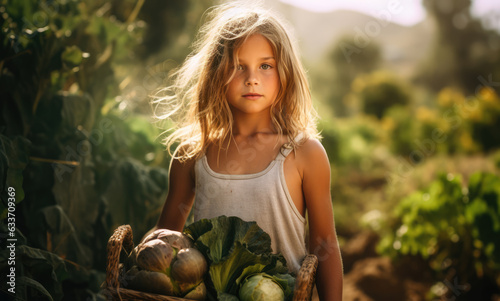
208, 242, 282, 295
184, 215, 273, 262
239, 273, 285, 301
184, 216, 295, 301
262, 273, 296, 300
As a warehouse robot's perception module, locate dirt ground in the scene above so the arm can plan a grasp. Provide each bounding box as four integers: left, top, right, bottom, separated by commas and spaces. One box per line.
340, 231, 434, 301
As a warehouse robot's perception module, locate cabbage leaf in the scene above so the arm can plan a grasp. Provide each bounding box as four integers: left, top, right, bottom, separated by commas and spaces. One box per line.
184, 216, 295, 300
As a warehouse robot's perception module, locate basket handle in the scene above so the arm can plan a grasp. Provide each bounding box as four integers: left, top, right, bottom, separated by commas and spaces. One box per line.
293, 254, 319, 301
106, 224, 134, 288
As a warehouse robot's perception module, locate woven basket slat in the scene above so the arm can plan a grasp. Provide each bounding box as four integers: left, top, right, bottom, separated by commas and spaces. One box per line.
106, 225, 133, 288
292, 254, 318, 301
105, 287, 192, 301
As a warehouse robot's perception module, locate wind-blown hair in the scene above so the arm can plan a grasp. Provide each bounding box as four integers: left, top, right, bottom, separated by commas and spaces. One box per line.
152, 2, 319, 161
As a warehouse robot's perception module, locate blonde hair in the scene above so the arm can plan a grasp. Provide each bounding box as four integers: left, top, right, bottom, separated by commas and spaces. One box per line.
152, 2, 319, 161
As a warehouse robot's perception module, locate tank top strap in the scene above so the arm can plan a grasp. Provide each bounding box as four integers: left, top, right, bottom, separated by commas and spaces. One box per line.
275, 133, 305, 162
276, 145, 293, 161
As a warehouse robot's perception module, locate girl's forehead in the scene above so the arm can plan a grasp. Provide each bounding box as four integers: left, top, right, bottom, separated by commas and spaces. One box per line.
235, 34, 274, 58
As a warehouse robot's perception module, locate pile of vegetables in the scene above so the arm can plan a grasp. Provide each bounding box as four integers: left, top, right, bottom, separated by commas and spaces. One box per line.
184, 216, 295, 301
121, 229, 208, 300
119, 216, 295, 300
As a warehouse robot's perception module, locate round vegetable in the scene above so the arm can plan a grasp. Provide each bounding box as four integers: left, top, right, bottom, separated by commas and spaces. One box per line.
183, 281, 207, 301
143, 229, 193, 250
136, 239, 175, 272
239, 274, 285, 301
171, 248, 207, 284
128, 269, 174, 296
123, 229, 208, 300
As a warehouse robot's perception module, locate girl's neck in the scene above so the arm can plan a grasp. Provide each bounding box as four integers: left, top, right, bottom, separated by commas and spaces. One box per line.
231, 111, 276, 138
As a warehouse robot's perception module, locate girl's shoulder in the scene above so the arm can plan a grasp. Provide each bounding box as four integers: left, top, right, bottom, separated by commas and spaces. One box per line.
170, 144, 199, 178
295, 136, 326, 155
292, 137, 329, 172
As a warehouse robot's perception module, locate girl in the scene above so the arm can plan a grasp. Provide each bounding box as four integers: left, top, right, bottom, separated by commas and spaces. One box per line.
150, 3, 343, 300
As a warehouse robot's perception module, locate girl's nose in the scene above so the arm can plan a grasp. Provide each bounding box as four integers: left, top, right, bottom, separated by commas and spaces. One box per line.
245, 70, 259, 86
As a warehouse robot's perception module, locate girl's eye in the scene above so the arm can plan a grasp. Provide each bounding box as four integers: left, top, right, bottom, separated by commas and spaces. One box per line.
237, 65, 244, 70
261, 64, 272, 70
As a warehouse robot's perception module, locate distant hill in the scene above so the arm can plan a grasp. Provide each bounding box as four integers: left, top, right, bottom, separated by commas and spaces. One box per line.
261, 0, 436, 79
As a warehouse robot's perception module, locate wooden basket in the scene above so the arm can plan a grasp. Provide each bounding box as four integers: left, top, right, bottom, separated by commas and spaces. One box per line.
103, 225, 318, 301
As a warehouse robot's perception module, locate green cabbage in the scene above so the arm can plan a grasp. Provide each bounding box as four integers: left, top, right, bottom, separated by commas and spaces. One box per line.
239, 274, 284, 301
184, 216, 295, 300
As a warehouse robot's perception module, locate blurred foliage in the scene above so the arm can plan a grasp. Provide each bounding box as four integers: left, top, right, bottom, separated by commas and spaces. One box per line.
417, 0, 500, 93
380, 86, 500, 158
313, 35, 382, 117
351, 71, 411, 119
321, 82, 500, 168
382, 106, 417, 156
468, 87, 500, 152
321, 115, 386, 170
0, 0, 213, 299
308, 1, 500, 298
323, 83, 500, 265
377, 172, 500, 300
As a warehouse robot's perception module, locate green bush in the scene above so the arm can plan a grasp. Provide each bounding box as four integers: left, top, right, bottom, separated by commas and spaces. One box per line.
320, 115, 386, 169
352, 71, 411, 119
382, 106, 416, 157
378, 172, 500, 299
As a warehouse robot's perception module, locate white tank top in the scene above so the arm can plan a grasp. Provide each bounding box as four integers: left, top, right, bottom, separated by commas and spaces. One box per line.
192, 144, 307, 273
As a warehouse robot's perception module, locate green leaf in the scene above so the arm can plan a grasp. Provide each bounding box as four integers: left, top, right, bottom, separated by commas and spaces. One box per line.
61, 45, 83, 68
100, 157, 168, 238
36, 205, 92, 266
0, 134, 30, 218
185, 216, 272, 264
18, 276, 54, 301
235, 264, 267, 287
270, 273, 296, 301
465, 172, 500, 263
209, 242, 262, 294
184, 218, 213, 240
16, 245, 69, 300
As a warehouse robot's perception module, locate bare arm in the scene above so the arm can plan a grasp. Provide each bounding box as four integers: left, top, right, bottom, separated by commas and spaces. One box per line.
141, 155, 196, 242
299, 139, 343, 301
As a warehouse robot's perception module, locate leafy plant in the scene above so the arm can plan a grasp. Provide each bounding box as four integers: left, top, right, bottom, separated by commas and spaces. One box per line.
352, 71, 411, 119
378, 172, 500, 299
184, 216, 295, 301
0, 0, 206, 299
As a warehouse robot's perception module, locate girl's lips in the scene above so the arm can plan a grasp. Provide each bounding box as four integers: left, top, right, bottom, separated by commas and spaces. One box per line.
243, 93, 262, 100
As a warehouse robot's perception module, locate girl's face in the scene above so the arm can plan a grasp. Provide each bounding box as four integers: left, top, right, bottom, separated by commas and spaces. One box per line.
225, 34, 280, 117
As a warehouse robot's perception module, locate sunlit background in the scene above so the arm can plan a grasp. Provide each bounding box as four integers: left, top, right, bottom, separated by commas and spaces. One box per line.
1, 0, 500, 300
281, 0, 499, 26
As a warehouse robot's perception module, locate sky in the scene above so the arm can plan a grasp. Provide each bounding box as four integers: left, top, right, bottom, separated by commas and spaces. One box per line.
279, 0, 500, 27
